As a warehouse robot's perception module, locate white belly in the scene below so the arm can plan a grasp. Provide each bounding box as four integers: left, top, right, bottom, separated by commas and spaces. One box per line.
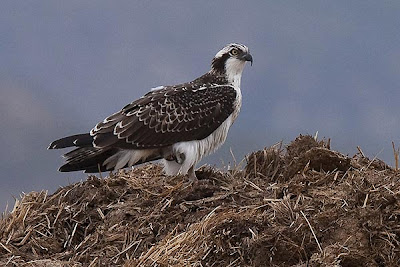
162, 114, 234, 175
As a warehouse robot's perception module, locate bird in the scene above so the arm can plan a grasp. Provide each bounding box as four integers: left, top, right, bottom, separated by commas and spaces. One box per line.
48, 43, 253, 181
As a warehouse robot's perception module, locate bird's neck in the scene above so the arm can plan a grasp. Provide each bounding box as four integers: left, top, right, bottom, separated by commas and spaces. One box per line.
224, 58, 246, 88
210, 70, 242, 88
228, 73, 242, 88
209, 60, 246, 88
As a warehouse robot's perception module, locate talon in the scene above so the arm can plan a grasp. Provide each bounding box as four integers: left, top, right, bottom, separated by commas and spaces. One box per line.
164, 154, 175, 161
176, 153, 185, 164
188, 166, 197, 182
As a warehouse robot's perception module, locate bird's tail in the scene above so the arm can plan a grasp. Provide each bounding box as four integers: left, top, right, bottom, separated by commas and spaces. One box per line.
48, 133, 111, 172
58, 147, 163, 173
49, 134, 163, 173
48, 133, 93, 149
59, 147, 119, 173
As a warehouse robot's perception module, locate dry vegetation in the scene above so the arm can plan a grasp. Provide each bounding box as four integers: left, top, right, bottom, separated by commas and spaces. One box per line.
1, 135, 399, 266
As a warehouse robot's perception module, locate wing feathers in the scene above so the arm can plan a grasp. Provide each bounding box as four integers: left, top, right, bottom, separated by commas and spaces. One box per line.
88, 83, 236, 149
93, 133, 119, 148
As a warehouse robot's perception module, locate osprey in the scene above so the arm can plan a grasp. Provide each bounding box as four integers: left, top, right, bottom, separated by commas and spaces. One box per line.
48, 43, 252, 181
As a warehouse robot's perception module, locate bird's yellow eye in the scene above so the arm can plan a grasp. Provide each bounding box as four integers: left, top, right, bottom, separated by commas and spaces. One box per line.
230, 49, 239, 56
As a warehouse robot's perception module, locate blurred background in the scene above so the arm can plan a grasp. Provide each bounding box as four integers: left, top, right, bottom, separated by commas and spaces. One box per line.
2, 1, 400, 211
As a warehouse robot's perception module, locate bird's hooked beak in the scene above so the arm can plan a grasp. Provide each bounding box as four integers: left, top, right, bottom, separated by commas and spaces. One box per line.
242, 52, 253, 66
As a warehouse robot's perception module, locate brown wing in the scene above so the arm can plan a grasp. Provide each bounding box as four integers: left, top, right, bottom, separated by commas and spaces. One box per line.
90, 83, 237, 149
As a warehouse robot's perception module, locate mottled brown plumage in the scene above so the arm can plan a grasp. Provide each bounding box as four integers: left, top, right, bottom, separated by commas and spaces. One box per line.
92, 75, 236, 149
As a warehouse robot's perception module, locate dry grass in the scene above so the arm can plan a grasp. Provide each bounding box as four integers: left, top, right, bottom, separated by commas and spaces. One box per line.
392, 141, 399, 171
1, 135, 399, 266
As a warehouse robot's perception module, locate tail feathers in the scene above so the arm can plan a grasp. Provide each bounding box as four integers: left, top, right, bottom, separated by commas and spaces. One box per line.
48, 133, 93, 149
59, 147, 117, 172
59, 147, 163, 173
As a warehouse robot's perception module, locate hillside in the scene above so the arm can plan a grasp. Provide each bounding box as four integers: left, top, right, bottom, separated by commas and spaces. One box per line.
0, 135, 399, 266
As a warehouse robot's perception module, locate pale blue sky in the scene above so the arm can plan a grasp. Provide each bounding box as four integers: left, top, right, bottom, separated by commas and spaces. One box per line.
2, 1, 400, 211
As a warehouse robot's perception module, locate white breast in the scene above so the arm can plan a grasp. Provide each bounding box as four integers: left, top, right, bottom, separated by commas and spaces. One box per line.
163, 88, 242, 176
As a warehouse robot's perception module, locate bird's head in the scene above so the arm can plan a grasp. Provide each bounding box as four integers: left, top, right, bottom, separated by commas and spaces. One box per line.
211, 43, 253, 85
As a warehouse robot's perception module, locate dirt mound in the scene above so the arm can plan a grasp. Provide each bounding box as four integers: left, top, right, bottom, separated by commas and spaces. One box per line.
1, 135, 399, 266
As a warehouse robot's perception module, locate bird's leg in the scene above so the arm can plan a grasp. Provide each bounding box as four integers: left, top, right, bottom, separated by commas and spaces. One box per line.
175, 152, 185, 164
161, 147, 175, 161
187, 166, 198, 182
164, 154, 175, 161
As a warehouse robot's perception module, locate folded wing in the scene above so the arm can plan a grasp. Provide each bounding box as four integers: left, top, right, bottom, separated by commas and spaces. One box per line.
91, 84, 237, 150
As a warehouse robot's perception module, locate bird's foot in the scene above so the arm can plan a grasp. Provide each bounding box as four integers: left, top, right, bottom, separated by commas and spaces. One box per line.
176, 153, 185, 164
187, 166, 198, 183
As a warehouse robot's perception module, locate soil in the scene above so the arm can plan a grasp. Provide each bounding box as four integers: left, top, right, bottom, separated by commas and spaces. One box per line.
0, 135, 399, 266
